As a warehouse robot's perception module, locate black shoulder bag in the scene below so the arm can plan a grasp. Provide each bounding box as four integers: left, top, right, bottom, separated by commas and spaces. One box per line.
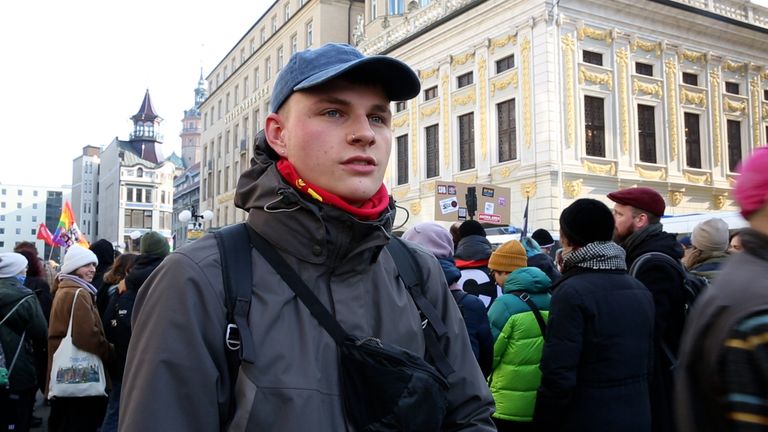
247, 228, 449, 432
511, 291, 547, 336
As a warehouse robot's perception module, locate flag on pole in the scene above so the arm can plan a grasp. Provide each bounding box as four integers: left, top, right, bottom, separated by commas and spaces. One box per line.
520, 196, 530, 239
51, 201, 90, 249
36, 223, 55, 246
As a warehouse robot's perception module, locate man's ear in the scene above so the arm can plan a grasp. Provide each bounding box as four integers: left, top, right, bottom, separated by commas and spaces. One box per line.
264, 112, 286, 155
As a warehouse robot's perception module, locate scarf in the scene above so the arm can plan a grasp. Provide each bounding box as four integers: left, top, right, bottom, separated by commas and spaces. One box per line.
276, 159, 390, 221
58, 273, 98, 295
741, 228, 768, 261
437, 257, 462, 286
622, 222, 663, 255
562, 241, 627, 272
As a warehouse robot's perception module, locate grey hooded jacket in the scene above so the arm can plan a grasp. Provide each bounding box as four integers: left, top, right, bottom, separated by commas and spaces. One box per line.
119, 135, 495, 431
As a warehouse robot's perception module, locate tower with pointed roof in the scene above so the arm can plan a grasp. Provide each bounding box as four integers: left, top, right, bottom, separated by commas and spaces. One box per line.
180, 70, 207, 168
129, 89, 164, 164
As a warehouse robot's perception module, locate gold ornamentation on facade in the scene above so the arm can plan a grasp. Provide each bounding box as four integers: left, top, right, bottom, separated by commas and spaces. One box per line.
410, 202, 422, 215
392, 187, 410, 201
562, 34, 576, 148
750, 77, 761, 146
442, 74, 451, 167
498, 166, 512, 178
763, 103, 768, 119
713, 194, 727, 210
423, 181, 436, 192
410, 105, 418, 178
710, 70, 722, 166
451, 52, 475, 68
522, 37, 532, 148
723, 97, 747, 114
490, 34, 516, 53
452, 92, 476, 107
578, 25, 612, 44
420, 104, 439, 118
582, 160, 616, 176
630, 38, 661, 56
762, 70, 768, 80
617, 48, 630, 155
723, 60, 746, 74
636, 166, 667, 180
678, 50, 705, 65
490, 73, 519, 95
478, 56, 488, 160
563, 179, 583, 198
632, 79, 663, 97
579, 67, 613, 89
680, 88, 706, 107
419, 68, 438, 80
665, 58, 679, 161
669, 190, 684, 207
683, 171, 711, 185
455, 173, 477, 184
392, 115, 409, 128
521, 182, 537, 199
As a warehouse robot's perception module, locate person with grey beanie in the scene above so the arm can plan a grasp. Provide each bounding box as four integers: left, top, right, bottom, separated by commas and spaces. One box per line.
684, 218, 730, 282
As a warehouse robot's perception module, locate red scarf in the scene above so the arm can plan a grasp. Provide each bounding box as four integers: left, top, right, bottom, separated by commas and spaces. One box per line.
276, 159, 389, 221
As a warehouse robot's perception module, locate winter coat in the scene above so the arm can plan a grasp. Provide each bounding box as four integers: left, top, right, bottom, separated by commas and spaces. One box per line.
487, 267, 551, 422
527, 253, 561, 283
0, 278, 47, 391
46, 278, 113, 397
120, 134, 496, 431
687, 251, 729, 283
622, 224, 685, 432
534, 268, 654, 432
451, 290, 493, 377
455, 235, 498, 307
23, 276, 52, 322
102, 254, 164, 382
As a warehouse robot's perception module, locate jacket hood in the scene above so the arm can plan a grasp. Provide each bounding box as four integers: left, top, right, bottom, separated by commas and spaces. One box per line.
455, 235, 492, 261
502, 267, 552, 294
90, 239, 115, 270
0, 277, 34, 307
233, 131, 395, 266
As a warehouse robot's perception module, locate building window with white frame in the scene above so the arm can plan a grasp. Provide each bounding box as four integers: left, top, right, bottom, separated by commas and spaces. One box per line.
388, 0, 404, 14
727, 119, 743, 172
396, 134, 409, 185
458, 112, 475, 170
254, 67, 260, 89
272, 16, 278, 34
284, 3, 290, 21
457, 72, 473, 89
584, 95, 605, 157
497, 99, 517, 162
277, 46, 284, 71
306, 20, 314, 47
250, 38, 256, 54
496, 55, 515, 74
637, 104, 657, 164
425, 125, 439, 178
266, 57, 272, 81
582, 50, 603, 66
260, 28, 266, 44
371, 0, 378, 20
684, 112, 702, 169
291, 34, 298, 55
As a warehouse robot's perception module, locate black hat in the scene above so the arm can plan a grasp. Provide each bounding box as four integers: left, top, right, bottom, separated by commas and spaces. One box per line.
559, 199, 614, 247
531, 229, 555, 248
458, 220, 486, 239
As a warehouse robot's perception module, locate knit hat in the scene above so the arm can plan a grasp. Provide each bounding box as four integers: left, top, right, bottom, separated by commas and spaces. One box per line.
0, 253, 28, 278
90, 239, 115, 269
61, 245, 99, 275
402, 222, 454, 259
458, 220, 486, 239
488, 240, 528, 273
607, 186, 666, 217
140, 231, 171, 257
560, 198, 615, 247
691, 218, 729, 252
531, 229, 555, 248
733, 146, 768, 219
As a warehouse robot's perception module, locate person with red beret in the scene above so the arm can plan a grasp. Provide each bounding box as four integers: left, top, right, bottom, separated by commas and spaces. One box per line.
607, 186, 685, 432
676, 147, 768, 432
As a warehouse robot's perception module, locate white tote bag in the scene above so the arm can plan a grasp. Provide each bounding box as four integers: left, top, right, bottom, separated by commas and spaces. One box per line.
48, 288, 107, 398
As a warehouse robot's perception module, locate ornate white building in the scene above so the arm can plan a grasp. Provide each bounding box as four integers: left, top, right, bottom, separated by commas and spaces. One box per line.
356, 0, 768, 231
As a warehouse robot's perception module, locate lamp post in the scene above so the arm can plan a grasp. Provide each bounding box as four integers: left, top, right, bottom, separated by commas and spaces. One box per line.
178, 208, 214, 243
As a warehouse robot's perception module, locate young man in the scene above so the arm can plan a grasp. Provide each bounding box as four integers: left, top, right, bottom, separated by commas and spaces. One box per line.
676, 147, 768, 431
608, 186, 685, 432
120, 43, 495, 431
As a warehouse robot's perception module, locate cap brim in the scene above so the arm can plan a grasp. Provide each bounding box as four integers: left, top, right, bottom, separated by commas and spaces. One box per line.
294, 56, 420, 102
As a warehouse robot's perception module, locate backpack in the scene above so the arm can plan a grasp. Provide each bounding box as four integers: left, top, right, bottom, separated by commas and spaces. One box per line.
450, 290, 469, 318
213, 223, 454, 430
629, 251, 709, 316
0, 295, 34, 388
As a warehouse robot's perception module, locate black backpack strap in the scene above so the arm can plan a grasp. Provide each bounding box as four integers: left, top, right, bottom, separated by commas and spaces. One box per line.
629, 252, 684, 279
214, 223, 257, 429
511, 291, 547, 336
386, 237, 455, 377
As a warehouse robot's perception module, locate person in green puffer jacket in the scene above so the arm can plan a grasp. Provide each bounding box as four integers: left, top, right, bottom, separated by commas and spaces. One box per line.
486, 240, 552, 432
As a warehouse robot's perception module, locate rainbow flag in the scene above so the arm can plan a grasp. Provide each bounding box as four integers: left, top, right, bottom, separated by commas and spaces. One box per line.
52, 201, 90, 249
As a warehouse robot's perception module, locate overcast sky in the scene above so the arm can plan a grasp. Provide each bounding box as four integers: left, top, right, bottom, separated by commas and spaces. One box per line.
1, 0, 767, 188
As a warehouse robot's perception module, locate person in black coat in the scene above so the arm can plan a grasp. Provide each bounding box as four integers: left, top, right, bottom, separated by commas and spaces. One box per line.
100, 232, 169, 432
90, 239, 116, 317
608, 187, 685, 432
534, 199, 655, 432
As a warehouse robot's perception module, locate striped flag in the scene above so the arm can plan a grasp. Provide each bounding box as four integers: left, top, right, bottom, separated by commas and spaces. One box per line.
51, 201, 90, 249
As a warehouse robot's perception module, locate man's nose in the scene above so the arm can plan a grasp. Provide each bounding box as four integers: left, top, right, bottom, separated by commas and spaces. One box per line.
347, 117, 375, 146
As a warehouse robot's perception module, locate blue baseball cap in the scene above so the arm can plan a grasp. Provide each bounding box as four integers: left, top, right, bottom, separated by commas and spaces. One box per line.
269, 43, 420, 113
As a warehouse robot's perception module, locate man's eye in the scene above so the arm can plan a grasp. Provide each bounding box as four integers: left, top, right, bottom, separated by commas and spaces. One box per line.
370, 115, 384, 124
324, 110, 341, 118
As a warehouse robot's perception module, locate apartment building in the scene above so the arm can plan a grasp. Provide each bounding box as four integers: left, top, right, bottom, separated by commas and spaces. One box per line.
0, 184, 69, 261
71, 145, 101, 240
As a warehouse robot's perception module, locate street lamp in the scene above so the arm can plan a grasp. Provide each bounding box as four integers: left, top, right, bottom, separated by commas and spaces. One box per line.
178, 208, 214, 241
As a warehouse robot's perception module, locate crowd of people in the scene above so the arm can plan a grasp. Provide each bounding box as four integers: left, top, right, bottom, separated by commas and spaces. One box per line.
2, 43, 767, 432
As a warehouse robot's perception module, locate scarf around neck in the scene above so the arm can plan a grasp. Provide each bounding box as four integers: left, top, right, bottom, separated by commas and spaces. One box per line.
622, 222, 663, 255
562, 241, 627, 272
276, 159, 390, 221
58, 273, 98, 295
